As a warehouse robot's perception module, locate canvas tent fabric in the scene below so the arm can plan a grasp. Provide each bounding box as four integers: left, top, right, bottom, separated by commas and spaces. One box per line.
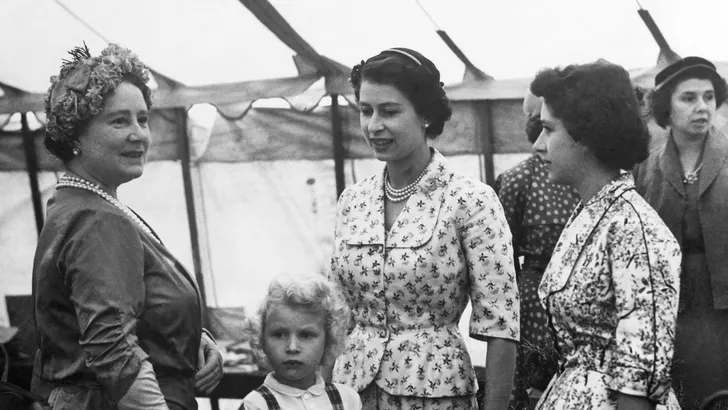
0, 1, 531, 349
3, 0, 728, 359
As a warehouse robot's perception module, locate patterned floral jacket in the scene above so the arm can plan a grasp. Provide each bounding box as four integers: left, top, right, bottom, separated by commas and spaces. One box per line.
329, 149, 519, 397
537, 174, 681, 408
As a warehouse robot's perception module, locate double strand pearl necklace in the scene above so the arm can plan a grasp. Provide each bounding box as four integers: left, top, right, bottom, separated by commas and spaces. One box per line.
56, 174, 160, 244
384, 165, 428, 203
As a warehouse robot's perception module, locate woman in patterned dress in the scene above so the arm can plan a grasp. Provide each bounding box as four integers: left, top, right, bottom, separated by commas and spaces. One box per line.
530, 60, 682, 410
326, 48, 520, 410
634, 56, 728, 409
495, 89, 579, 409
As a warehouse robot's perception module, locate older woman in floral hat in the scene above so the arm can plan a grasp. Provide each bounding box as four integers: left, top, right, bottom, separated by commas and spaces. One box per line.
32, 43, 222, 410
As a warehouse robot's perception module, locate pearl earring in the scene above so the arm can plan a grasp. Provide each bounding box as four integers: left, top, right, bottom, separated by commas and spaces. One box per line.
72, 148, 81, 156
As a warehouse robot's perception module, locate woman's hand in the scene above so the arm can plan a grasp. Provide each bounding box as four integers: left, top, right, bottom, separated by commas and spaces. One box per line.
195, 332, 224, 395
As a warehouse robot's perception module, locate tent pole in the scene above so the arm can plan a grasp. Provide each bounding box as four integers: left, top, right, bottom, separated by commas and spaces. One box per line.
177, 108, 209, 328
21, 113, 44, 235
478, 101, 496, 187
331, 93, 346, 198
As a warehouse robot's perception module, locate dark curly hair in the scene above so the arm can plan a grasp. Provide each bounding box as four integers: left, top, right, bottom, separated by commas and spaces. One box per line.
349, 48, 452, 138
44, 44, 153, 163
530, 60, 650, 170
649, 70, 728, 128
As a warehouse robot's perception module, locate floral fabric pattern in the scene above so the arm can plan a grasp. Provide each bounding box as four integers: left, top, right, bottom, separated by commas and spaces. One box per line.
359, 383, 477, 410
329, 149, 519, 398
536, 174, 681, 409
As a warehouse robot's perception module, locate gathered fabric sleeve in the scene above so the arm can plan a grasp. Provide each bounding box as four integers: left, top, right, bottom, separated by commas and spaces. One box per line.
60, 209, 156, 403
605, 210, 681, 403
461, 183, 520, 342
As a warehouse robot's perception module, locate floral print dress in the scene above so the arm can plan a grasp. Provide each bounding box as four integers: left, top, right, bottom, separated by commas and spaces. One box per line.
329, 149, 520, 404
536, 174, 682, 409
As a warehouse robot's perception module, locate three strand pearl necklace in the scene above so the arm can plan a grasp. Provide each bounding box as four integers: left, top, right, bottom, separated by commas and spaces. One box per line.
56, 174, 160, 244
384, 166, 428, 203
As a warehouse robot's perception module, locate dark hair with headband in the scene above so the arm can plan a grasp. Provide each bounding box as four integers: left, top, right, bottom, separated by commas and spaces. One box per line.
350, 47, 452, 138
649, 56, 728, 128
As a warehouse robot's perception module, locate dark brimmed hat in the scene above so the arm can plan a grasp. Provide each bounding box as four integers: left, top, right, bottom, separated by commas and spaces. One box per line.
654, 56, 721, 91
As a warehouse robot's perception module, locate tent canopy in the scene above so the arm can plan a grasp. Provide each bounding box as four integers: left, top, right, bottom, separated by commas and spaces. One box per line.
4, 0, 728, 335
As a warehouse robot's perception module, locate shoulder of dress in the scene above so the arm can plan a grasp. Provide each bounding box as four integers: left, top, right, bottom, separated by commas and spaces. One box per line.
338, 174, 379, 202
49, 193, 130, 229
447, 173, 497, 199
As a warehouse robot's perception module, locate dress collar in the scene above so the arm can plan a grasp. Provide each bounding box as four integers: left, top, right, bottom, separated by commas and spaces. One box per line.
264, 372, 326, 397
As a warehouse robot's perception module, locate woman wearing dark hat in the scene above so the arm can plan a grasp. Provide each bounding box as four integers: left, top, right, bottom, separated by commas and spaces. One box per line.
327, 48, 519, 409
634, 56, 728, 409
32, 44, 223, 409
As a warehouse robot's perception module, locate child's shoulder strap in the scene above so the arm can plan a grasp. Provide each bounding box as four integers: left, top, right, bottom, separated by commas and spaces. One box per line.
254, 385, 280, 410
324, 382, 345, 410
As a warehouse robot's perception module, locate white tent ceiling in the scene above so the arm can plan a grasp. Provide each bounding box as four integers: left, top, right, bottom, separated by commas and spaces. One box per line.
3, 0, 728, 98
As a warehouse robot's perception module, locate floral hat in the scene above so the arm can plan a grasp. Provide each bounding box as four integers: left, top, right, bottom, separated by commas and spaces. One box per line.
44, 43, 151, 143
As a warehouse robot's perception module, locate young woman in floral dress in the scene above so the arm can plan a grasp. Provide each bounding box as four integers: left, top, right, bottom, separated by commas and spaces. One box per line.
530, 60, 682, 410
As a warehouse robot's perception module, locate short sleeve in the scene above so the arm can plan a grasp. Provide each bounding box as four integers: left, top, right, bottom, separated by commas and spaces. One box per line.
61, 209, 150, 402
460, 183, 520, 342
605, 207, 681, 403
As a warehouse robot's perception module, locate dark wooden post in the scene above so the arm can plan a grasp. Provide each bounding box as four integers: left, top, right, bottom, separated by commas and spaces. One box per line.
474, 101, 496, 187
331, 94, 346, 198
177, 108, 209, 328
21, 113, 44, 235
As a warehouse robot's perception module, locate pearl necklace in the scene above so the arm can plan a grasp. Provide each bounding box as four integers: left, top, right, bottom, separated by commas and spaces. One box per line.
384, 165, 428, 203
56, 175, 160, 244
683, 162, 703, 185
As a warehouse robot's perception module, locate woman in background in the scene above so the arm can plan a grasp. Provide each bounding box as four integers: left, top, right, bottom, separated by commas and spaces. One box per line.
531, 60, 681, 409
634, 56, 728, 409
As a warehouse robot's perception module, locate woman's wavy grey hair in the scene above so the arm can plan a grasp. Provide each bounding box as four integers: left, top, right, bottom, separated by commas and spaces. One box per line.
249, 273, 350, 368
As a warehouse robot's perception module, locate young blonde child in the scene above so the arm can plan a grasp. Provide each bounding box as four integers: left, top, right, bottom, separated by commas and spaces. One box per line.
241, 273, 361, 410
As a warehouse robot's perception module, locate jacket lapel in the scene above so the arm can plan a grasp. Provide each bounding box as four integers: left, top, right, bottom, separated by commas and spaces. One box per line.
699, 127, 728, 197
660, 135, 686, 198
386, 150, 448, 248
540, 175, 634, 295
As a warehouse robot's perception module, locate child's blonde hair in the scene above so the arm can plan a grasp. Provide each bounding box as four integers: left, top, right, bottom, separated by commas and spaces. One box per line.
251, 273, 350, 368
